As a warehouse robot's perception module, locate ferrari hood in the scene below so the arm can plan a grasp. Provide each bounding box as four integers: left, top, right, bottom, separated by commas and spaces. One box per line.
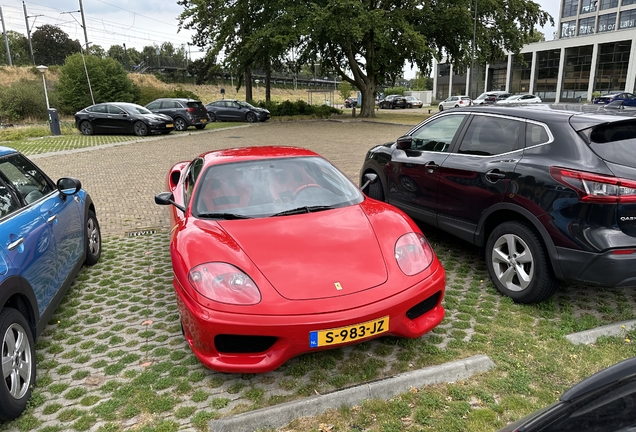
219, 206, 388, 300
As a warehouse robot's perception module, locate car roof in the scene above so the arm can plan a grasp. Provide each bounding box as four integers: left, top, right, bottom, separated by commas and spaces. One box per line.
199, 146, 320, 166
154, 98, 200, 102
435, 105, 635, 130
0, 146, 17, 157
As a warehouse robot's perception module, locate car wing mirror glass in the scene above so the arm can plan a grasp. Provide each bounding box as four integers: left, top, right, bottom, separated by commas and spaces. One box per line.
57, 177, 81, 196
155, 192, 186, 213
396, 136, 412, 150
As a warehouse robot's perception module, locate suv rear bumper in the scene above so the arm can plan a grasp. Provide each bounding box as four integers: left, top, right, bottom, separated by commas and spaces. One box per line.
557, 246, 636, 287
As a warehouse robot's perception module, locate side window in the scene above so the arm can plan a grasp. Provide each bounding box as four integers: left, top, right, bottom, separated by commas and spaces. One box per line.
146, 102, 160, 110
88, 104, 107, 114
410, 115, 466, 152
0, 180, 20, 218
459, 115, 523, 156
0, 154, 54, 204
107, 105, 125, 115
526, 123, 551, 146
183, 159, 204, 205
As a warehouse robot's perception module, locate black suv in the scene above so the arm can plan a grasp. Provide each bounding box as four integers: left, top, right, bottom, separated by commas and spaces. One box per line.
360, 106, 636, 303
145, 98, 210, 131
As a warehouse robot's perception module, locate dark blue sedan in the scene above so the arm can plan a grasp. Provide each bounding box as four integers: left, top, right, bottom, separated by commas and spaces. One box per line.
593, 92, 636, 105
0, 147, 101, 421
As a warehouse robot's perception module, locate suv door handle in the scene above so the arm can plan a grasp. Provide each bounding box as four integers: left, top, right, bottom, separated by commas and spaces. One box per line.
424, 161, 439, 173
485, 170, 506, 181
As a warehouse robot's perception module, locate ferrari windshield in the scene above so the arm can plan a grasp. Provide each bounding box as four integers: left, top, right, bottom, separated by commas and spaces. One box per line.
192, 156, 363, 218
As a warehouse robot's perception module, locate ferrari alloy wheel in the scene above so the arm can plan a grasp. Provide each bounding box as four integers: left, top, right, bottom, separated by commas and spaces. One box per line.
134, 121, 148, 136
85, 210, 101, 266
246, 112, 257, 123
174, 118, 188, 131
0, 308, 35, 422
486, 221, 557, 304
80, 121, 94, 136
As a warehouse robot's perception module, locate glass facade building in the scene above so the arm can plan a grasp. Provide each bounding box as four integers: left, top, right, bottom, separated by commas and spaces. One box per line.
433, 0, 636, 103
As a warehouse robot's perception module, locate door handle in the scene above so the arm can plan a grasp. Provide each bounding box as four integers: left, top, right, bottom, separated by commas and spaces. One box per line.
424, 161, 439, 173
47, 215, 58, 224
486, 170, 506, 181
8, 238, 24, 250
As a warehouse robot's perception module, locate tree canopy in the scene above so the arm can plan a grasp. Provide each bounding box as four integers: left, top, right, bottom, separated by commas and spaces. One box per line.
32, 24, 82, 66
178, 0, 552, 116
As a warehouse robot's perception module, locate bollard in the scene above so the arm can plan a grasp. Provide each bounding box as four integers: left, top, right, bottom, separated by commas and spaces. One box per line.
352, 107, 356, 117
428, 109, 431, 114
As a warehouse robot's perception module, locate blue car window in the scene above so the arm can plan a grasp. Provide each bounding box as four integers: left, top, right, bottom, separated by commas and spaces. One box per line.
0, 154, 54, 204
0, 180, 20, 218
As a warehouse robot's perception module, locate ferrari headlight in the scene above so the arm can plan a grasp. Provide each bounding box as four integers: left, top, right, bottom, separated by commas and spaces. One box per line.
188, 262, 261, 305
394, 233, 434, 276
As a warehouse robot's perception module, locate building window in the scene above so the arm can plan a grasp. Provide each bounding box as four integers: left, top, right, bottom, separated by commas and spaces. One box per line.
581, 0, 598, 13
623, 0, 636, 6
561, 20, 577, 37
579, 17, 596, 34
619, 9, 636, 28
510, 53, 533, 94
535, 49, 561, 102
600, 0, 618, 8
561, 45, 593, 102
563, 0, 580, 17
598, 13, 617, 31
595, 41, 631, 94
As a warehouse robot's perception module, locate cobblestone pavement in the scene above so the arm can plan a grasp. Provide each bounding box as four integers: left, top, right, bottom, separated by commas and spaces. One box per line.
3, 121, 636, 432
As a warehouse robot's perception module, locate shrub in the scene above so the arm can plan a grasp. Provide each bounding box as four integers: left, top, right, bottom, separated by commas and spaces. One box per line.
254, 100, 341, 118
383, 86, 409, 96
0, 78, 54, 122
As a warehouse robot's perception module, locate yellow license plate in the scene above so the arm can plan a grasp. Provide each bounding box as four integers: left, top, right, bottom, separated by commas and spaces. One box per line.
309, 316, 389, 348
166, 124, 174, 128
201, 118, 207, 123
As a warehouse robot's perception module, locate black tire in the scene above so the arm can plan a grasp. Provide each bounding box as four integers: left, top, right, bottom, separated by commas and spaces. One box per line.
208, 113, 216, 122
367, 174, 385, 201
246, 112, 257, 123
133, 121, 148, 136
438, 105, 444, 112
195, 124, 206, 130
80, 121, 93, 136
85, 210, 101, 266
454, 104, 459, 108
174, 117, 188, 131
485, 221, 558, 304
0, 308, 36, 422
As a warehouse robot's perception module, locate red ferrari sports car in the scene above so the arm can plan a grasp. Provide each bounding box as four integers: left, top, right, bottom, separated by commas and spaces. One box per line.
155, 146, 445, 373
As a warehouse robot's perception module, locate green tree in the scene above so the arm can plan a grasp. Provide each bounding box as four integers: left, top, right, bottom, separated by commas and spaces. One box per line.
31, 24, 82, 65
0, 31, 31, 66
57, 53, 139, 113
338, 81, 352, 102
89, 44, 106, 58
294, 0, 551, 117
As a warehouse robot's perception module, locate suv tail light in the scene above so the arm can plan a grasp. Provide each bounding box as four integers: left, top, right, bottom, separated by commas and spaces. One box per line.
187, 107, 196, 112
550, 167, 636, 203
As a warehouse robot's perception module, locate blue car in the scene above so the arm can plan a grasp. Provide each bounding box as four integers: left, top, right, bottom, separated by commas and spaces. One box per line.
593, 92, 636, 105
0, 147, 101, 421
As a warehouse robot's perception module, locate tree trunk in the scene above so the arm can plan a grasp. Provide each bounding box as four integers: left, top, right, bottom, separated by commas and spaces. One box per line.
358, 82, 377, 118
245, 67, 253, 102
265, 68, 271, 103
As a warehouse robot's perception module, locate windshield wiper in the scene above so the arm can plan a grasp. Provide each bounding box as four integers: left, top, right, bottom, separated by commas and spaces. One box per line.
271, 206, 335, 217
197, 212, 251, 220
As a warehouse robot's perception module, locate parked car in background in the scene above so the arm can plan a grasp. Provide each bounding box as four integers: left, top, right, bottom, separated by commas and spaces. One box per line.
473, 91, 510, 105
0, 147, 101, 420
379, 95, 408, 109
485, 92, 513, 104
498, 356, 636, 432
593, 92, 636, 106
438, 96, 472, 111
496, 94, 542, 105
604, 99, 636, 111
405, 96, 423, 108
145, 98, 210, 131
75, 102, 174, 136
360, 105, 636, 304
205, 100, 271, 123
155, 146, 445, 373
344, 97, 358, 108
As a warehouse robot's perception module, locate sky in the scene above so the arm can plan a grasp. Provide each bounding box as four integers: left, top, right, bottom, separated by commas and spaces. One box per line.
1, 0, 560, 74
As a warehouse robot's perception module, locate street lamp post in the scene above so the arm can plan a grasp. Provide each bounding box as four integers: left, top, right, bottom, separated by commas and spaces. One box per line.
36, 64, 49, 110
469, 0, 478, 99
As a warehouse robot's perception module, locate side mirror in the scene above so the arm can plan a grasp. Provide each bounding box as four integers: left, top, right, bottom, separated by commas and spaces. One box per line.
396, 136, 412, 150
360, 173, 378, 192
57, 177, 81, 196
155, 192, 186, 213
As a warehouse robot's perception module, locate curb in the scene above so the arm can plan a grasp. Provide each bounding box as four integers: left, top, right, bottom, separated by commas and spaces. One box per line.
208, 354, 495, 432
566, 319, 636, 345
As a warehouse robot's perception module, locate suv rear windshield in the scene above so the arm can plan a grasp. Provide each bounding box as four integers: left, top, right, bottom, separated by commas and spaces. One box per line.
588, 120, 636, 167
187, 102, 205, 109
